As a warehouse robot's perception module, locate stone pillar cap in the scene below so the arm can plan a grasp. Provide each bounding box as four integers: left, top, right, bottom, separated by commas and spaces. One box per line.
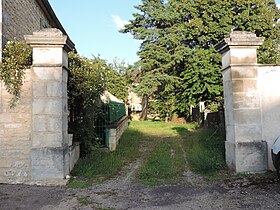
24, 28, 75, 52
216, 31, 265, 54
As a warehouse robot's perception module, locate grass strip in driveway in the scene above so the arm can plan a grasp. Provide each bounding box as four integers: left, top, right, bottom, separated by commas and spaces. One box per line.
68, 120, 226, 188
135, 121, 197, 185
137, 138, 186, 185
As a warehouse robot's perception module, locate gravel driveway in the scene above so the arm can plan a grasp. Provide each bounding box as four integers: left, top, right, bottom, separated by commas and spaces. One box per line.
1, 156, 280, 210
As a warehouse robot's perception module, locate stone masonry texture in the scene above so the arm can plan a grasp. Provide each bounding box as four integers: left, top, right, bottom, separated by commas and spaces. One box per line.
0, 69, 33, 184
2, 0, 50, 46
0, 29, 78, 185
217, 31, 280, 172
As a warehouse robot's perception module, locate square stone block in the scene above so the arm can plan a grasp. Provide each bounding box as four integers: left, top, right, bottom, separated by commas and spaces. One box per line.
235, 141, 267, 172
47, 81, 62, 97
225, 125, 235, 142
33, 47, 64, 66
234, 109, 261, 125
233, 92, 260, 109
32, 132, 63, 148
33, 67, 63, 81
33, 99, 62, 115
231, 67, 258, 79
33, 82, 46, 97
225, 141, 236, 166
235, 124, 262, 142
31, 147, 69, 180
231, 48, 258, 64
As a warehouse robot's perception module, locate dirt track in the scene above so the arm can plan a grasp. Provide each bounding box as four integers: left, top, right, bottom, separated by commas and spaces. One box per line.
1, 157, 280, 210
1, 128, 280, 210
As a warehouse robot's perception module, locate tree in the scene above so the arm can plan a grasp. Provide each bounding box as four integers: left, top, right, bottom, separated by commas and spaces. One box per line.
122, 0, 280, 119
105, 59, 129, 101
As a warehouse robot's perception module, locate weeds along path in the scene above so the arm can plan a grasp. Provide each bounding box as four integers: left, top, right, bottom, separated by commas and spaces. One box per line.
178, 138, 207, 186
104, 133, 160, 187
103, 121, 206, 187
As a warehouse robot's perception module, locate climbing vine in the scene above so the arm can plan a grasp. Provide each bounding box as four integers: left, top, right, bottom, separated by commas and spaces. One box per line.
0, 40, 32, 107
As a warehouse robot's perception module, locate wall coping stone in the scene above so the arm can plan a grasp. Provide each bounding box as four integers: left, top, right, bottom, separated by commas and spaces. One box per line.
24, 28, 74, 52
106, 115, 129, 129
216, 31, 265, 54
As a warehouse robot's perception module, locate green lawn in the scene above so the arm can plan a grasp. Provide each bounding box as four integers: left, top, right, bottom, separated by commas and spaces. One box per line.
68, 120, 226, 188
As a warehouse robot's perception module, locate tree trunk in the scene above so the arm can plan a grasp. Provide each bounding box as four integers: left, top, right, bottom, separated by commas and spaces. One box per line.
140, 94, 148, 120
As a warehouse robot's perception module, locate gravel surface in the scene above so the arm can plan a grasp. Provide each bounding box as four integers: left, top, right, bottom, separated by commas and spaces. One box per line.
1, 159, 280, 210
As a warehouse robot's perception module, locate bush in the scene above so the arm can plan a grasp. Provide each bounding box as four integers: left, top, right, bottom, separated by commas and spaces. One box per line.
68, 53, 129, 155
68, 52, 107, 155
0, 40, 32, 107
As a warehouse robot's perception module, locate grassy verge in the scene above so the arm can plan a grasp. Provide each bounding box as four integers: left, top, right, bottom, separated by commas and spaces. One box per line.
68, 124, 142, 188
136, 122, 227, 183
184, 127, 227, 176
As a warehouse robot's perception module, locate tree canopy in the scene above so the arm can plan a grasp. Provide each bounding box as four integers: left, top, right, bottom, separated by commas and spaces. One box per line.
122, 0, 280, 119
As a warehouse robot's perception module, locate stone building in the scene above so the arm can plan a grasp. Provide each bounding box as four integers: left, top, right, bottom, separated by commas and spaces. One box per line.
0, 0, 74, 56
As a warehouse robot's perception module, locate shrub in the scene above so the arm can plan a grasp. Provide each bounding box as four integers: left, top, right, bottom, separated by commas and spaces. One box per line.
0, 40, 32, 107
68, 52, 107, 155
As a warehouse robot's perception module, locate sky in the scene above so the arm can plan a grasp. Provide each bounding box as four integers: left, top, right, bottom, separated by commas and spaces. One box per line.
49, 0, 141, 65
49, 0, 280, 65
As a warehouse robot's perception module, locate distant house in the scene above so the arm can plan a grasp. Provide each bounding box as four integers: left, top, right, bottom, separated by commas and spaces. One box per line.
0, 0, 74, 57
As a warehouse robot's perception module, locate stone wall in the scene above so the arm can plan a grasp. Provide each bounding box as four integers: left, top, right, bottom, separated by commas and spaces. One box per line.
2, 0, 50, 46
108, 116, 129, 151
259, 65, 280, 170
0, 69, 32, 183
216, 31, 280, 172
0, 29, 79, 185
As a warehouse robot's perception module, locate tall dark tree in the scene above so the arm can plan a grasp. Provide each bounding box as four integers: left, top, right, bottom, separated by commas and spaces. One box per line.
122, 0, 280, 119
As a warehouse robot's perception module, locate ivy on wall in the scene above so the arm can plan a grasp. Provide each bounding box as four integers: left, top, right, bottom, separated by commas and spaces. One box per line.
0, 40, 32, 107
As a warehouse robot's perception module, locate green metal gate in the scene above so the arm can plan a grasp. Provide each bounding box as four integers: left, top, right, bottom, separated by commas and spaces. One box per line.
96, 101, 126, 147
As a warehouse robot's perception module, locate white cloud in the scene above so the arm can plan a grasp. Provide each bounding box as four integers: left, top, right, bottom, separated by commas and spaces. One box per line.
112, 15, 129, 29
277, 4, 280, 9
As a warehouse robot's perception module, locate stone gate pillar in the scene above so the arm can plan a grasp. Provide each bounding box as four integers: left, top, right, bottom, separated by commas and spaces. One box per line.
25, 28, 74, 185
216, 31, 267, 172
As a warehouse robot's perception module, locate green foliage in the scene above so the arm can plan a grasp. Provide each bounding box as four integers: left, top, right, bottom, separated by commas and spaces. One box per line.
175, 47, 223, 115
105, 61, 129, 100
77, 196, 94, 205
206, 96, 224, 112
67, 179, 92, 189
122, 0, 280, 118
0, 40, 32, 107
186, 128, 227, 175
68, 52, 107, 155
68, 53, 131, 155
